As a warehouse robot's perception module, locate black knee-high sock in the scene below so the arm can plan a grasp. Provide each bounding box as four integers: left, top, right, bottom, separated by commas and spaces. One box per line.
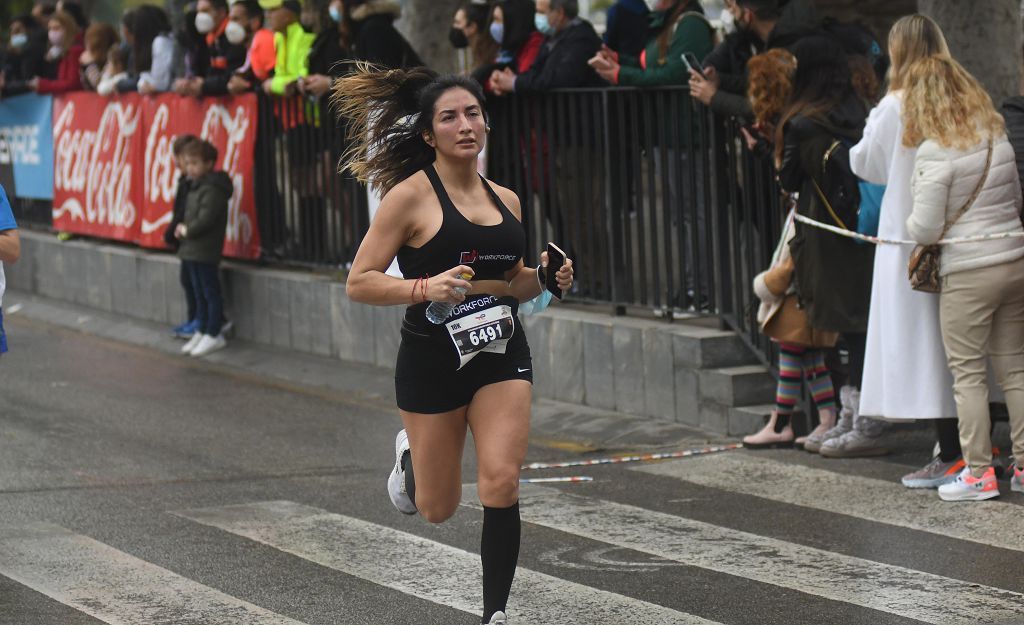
402, 451, 416, 506
481, 502, 520, 623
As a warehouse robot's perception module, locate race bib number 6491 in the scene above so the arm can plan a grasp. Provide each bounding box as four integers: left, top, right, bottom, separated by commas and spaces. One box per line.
445, 304, 514, 369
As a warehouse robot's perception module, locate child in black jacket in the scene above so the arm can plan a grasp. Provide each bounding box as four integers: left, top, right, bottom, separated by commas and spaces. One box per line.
166, 134, 201, 339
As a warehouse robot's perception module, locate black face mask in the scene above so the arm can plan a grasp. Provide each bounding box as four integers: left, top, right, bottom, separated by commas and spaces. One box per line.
449, 27, 469, 49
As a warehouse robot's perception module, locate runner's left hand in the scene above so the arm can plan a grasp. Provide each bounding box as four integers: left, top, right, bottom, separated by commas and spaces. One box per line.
540, 252, 574, 293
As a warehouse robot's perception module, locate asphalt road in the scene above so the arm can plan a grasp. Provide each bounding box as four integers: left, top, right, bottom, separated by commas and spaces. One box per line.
2, 310, 1023, 625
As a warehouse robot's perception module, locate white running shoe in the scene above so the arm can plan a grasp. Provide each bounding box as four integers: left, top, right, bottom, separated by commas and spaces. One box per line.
181, 332, 203, 354
937, 467, 999, 501
485, 611, 507, 625
388, 429, 417, 515
189, 333, 227, 357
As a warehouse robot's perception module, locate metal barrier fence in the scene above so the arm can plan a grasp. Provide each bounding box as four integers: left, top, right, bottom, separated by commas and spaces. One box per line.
486, 87, 780, 365
9, 88, 783, 366
254, 92, 370, 267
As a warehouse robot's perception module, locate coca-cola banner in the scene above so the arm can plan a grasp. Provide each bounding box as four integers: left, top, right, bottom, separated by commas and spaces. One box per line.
52, 93, 143, 242
52, 92, 260, 259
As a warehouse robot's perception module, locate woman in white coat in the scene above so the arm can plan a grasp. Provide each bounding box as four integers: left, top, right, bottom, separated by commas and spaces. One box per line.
848, 15, 962, 484
903, 55, 1024, 500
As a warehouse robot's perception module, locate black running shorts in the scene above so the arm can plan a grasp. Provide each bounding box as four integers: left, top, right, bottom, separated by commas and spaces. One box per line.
395, 325, 533, 414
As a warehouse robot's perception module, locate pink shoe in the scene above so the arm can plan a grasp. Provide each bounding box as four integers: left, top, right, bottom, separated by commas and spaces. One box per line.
743, 412, 794, 449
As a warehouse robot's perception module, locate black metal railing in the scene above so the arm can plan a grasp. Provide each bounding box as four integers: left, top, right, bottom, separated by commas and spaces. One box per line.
11, 197, 51, 229
10, 88, 784, 366
254, 92, 369, 267
488, 87, 781, 365
487, 87, 715, 313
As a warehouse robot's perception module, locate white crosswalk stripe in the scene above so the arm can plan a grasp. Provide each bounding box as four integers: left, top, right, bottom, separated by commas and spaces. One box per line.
0, 522, 308, 625
173, 500, 724, 625
6, 461, 1024, 625
631, 453, 1024, 552
460, 484, 1024, 625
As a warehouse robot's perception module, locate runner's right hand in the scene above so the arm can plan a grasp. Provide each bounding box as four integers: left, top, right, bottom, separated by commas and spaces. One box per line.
425, 266, 475, 304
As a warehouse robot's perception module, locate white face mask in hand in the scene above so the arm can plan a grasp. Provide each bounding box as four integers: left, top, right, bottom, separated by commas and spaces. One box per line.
225, 21, 246, 45
195, 12, 216, 35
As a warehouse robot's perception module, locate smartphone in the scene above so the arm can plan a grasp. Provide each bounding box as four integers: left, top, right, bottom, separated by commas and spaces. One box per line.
545, 242, 567, 300
681, 52, 705, 78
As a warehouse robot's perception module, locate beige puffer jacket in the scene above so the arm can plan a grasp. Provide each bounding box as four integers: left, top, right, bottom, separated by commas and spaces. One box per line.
907, 133, 1024, 276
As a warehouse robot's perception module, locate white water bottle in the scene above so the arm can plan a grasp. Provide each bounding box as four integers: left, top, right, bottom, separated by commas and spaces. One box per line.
425, 273, 472, 324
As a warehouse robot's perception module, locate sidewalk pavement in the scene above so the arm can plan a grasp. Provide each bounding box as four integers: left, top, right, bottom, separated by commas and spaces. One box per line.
4, 290, 731, 454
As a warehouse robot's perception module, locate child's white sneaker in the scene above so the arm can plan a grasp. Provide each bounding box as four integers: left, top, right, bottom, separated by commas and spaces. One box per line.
190, 334, 226, 357
181, 333, 203, 354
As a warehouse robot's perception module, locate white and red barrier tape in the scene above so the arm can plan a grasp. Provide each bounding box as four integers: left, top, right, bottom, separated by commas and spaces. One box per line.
521, 443, 742, 471
793, 213, 1024, 246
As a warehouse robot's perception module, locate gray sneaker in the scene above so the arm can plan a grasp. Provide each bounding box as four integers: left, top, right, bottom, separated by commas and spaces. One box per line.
805, 386, 855, 453
901, 456, 965, 489
819, 390, 890, 458
819, 427, 890, 458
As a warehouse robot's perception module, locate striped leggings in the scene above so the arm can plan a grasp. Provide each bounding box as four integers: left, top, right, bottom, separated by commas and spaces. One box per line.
776, 343, 836, 415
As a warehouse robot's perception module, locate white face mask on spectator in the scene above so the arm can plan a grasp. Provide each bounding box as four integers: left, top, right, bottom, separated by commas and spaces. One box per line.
225, 21, 246, 44
10, 33, 28, 49
48, 29, 64, 46
195, 12, 216, 35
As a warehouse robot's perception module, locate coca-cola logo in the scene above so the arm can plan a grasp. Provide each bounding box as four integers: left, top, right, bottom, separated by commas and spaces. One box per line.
52, 99, 138, 229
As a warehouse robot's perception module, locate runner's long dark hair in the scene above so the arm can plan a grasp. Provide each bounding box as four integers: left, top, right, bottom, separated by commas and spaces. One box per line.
332, 63, 488, 195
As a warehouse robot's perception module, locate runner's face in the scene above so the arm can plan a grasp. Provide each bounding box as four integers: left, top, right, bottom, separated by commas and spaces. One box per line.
428, 88, 486, 159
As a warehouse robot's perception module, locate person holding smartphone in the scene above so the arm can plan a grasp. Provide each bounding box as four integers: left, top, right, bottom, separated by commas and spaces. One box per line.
335, 67, 573, 625
587, 0, 713, 87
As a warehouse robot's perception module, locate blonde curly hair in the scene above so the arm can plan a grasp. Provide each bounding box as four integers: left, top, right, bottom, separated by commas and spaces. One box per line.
901, 55, 1004, 149
747, 49, 796, 126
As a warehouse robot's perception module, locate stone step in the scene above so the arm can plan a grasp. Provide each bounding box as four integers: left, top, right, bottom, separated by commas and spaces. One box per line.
698, 365, 776, 407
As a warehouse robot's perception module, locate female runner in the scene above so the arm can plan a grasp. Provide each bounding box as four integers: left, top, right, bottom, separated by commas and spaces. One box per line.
334, 65, 574, 625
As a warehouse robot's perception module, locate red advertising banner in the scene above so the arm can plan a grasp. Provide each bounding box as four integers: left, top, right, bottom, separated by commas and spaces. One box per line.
52, 93, 144, 242
51, 92, 260, 259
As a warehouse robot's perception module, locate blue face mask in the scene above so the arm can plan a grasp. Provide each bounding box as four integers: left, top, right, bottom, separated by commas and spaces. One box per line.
489, 21, 503, 45
534, 14, 553, 35
329, 6, 343, 23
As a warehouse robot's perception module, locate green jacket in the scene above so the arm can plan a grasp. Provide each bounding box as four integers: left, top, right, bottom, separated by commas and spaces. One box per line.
618, 11, 714, 87
271, 21, 315, 95
178, 171, 233, 264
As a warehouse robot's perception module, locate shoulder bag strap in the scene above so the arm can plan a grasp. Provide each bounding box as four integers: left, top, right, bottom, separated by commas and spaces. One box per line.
806, 138, 847, 228
940, 139, 993, 239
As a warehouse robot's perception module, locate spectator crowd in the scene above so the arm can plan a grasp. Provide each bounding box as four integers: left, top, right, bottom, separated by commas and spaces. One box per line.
2, 0, 1024, 499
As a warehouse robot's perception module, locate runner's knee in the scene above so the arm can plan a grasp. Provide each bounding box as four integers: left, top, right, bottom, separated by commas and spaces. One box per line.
477, 466, 520, 508
418, 499, 459, 524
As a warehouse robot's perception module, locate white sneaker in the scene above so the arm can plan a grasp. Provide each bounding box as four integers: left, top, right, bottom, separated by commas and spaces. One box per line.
485, 611, 507, 625
181, 333, 203, 354
938, 467, 999, 501
388, 429, 417, 515
189, 333, 227, 357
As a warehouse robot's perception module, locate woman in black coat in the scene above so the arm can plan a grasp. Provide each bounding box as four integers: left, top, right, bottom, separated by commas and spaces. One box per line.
775, 36, 880, 454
